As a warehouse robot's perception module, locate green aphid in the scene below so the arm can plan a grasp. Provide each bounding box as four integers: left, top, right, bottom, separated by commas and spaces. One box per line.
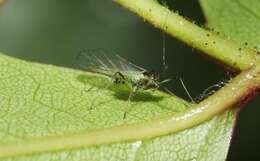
77, 49, 170, 118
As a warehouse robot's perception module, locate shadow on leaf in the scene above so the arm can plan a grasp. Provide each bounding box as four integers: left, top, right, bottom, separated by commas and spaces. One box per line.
113, 89, 164, 102
76, 74, 164, 102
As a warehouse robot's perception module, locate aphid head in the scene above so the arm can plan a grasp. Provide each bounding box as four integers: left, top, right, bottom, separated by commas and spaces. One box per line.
141, 71, 160, 89
140, 77, 159, 90
143, 71, 159, 80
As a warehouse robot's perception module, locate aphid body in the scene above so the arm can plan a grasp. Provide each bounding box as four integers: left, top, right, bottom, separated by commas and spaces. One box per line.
77, 49, 161, 93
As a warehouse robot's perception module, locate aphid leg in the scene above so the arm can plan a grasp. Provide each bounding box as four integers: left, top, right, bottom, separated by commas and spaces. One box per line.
179, 78, 195, 103
123, 87, 136, 119
113, 72, 125, 80
113, 72, 126, 85
83, 79, 112, 93
85, 86, 94, 92
85, 82, 113, 110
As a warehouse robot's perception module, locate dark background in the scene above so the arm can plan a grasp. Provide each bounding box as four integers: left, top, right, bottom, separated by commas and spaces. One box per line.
0, 1, 259, 160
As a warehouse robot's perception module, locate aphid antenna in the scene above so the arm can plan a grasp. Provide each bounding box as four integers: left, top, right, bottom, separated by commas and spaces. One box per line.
160, 85, 176, 97
159, 12, 195, 104
179, 78, 195, 103
159, 78, 172, 85
161, 0, 169, 74
162, 32, 168, 74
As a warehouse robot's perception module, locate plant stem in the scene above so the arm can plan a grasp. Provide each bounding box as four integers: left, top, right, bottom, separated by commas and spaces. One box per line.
0, 0, 7, 5
114, 0, 259, 71
1, 64, 259, 158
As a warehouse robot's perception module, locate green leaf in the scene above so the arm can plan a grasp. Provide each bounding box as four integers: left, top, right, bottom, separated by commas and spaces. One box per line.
0, 53, 236, 161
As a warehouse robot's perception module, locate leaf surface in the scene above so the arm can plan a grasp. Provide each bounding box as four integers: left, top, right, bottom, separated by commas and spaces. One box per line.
0, 53, 235, 161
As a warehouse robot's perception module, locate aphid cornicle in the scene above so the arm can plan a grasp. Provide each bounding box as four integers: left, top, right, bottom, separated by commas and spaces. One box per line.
76, 49, 168, 119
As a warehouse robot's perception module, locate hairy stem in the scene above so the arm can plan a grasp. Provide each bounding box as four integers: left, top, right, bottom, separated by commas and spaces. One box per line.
0, 0, 7, 5
1, 64, 259, 158
114, 0, 259, 71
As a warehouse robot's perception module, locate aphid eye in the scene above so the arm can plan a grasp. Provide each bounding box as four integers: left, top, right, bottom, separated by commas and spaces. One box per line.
143, 79, 149, 85
143, 71, 149, 76
143, 71, 154, 77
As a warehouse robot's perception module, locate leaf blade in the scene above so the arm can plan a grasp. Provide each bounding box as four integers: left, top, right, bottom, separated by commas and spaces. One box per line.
0, 53, 239, 160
